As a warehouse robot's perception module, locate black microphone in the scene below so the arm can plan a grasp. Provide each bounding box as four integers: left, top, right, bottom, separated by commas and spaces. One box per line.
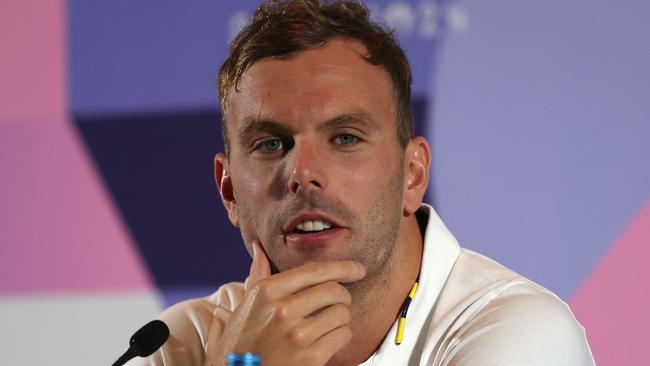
112, 319, 170, 366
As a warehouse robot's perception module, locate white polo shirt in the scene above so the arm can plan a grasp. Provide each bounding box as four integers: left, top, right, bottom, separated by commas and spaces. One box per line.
128, 204, 594, 365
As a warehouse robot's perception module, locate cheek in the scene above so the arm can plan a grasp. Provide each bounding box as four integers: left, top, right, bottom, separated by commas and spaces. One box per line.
335, 149, 401, 202
231, 165, 265, 199
230, 161, 282, 230
230, 171, 263, 245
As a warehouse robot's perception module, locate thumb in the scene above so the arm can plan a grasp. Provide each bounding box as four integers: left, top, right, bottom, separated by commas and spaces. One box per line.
245, 240, 272, 291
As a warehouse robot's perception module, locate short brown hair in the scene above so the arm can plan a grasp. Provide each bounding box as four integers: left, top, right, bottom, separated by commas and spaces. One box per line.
218, 0, 414, 154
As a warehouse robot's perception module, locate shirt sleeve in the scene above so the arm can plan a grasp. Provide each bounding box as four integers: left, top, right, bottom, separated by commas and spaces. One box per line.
440, 290, 595, 366
124, 282, 244, 366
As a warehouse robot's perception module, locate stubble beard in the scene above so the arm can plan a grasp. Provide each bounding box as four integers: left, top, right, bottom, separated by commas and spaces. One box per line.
343, 158, 404, 298
235, 157, 406, 295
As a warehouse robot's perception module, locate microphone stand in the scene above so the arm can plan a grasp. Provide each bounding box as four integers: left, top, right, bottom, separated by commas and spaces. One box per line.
112, 343, 141, 366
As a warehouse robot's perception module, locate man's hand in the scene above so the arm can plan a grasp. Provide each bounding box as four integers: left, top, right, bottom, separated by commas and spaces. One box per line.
211, 240, 366, 366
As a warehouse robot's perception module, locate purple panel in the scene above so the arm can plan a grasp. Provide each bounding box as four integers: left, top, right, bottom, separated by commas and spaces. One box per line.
433, 0, 650, 298
69, 0, 257, 116
74, 110, 250, 289
0, 120, 154, 294
69, 0, 452, 115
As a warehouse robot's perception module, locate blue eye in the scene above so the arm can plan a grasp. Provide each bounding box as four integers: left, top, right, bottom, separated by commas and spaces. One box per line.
333, 134, 360, 145
254, 138, 283, 153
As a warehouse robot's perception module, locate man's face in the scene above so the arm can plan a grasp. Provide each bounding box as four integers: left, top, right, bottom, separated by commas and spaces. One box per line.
219, 39, 407, 278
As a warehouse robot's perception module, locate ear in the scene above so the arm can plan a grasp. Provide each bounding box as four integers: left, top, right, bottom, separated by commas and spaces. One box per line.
403, 136, 431, 214
214, 153, 239, 227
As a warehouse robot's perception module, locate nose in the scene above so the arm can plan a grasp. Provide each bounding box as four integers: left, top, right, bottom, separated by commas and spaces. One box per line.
287, 141, 326, 194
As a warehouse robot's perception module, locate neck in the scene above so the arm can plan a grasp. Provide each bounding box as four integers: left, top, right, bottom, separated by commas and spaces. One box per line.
327, 212, 423, 366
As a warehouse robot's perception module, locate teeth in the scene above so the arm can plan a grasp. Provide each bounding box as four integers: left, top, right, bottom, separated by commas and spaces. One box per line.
304, 221, 313, 231
295, 219, 333, 232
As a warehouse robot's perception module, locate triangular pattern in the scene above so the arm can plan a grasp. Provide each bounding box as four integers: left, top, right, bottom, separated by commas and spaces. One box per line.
0, 121, 154, 294
0, 0, 153, 294
570, 197, 650, 364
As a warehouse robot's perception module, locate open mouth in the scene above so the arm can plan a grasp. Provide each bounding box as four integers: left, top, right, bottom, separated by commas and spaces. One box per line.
292, 219, 335, 234
284, 213, 345, 245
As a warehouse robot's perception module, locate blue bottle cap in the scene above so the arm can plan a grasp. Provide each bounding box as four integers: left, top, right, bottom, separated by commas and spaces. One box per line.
226, 353, 244, 366
243, 352, 261, 365
227, 352, 261, 366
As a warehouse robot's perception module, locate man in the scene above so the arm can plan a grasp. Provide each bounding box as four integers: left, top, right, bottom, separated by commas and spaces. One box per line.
129, 1, 594, 365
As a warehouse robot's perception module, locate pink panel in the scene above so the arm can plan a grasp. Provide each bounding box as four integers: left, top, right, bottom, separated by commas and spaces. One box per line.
570, 197, 650, 365
0, 120, 154, 294
0, 0, 153, 294
0, 0, 66, 122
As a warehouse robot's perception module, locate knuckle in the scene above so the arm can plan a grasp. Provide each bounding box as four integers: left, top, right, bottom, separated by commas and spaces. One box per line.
271, 300, 291, 321
250, 281, 272, 298
286, 326, 307, 346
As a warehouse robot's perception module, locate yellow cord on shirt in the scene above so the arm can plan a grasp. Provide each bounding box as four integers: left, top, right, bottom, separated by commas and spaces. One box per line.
395, 279, 419, 345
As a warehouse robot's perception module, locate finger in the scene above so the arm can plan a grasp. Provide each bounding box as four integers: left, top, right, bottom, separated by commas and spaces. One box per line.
306, 325, 352, 365
289, 303, 351, 347
245, 240, 272, 291
262, 261, 366, 299
285, 281, 352, 318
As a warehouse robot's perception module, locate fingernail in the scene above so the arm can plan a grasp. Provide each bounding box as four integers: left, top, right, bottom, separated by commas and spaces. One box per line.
355, 262, 367, 276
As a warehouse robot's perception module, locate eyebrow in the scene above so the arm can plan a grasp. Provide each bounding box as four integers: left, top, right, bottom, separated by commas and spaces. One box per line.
238, 112, 376, 145
238, 118, 293, 146
317, 112, 375, 133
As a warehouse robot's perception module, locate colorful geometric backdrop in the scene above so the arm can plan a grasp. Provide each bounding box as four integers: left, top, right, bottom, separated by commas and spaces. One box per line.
1, 0, 648, 364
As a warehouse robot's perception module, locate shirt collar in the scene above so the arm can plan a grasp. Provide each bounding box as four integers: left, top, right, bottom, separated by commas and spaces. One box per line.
359, 203, 461, 365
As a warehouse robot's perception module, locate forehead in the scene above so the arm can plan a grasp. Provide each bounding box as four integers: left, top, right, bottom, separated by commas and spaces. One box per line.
224, 39, 396, 131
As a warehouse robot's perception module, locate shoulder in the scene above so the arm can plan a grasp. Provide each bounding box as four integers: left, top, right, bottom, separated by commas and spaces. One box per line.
125, 282, 245, 366
437, 250, 594, 365
446, 288, 593, 365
